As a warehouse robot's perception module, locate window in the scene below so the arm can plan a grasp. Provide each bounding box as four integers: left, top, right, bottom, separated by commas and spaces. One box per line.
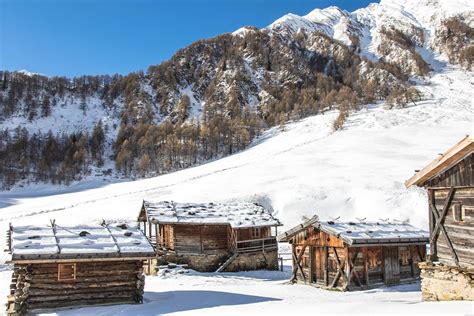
251, 227, 261, 239
58, 263, 76, 281
399, 249, 411, 266
452, 203, 464, 222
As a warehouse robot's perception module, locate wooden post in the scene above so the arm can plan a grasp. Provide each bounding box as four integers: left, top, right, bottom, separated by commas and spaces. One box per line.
428, 188, 435, 261
155, 224, 159, 249
363, 247, 369, 286
323, 246, 328, 286
200, 226, 203, 254
148, 221, 152, 239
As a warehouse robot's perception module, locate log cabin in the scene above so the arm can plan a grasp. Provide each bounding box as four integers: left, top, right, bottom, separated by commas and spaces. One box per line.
137, 200, 282, 273
5, 222, 155, 315
278, 216, 428, 291
405, 135, 474, 300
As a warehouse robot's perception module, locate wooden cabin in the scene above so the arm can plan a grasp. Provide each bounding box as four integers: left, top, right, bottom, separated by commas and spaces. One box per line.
5, 222, 155, 314
278, 216, 428, 291
138, 200, 281, 272
406, 135, 474, 300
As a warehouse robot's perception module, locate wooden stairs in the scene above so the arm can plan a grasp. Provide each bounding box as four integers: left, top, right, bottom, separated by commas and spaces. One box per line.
216, 253, 239, 273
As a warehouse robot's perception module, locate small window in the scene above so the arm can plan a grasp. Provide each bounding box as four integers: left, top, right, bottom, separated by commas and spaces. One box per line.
399, 250, 411, 266
452, 203, 464, 222
58, 263, 76, 281
251, 227, 261, 239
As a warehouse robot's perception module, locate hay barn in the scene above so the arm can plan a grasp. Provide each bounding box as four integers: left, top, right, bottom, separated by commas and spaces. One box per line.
278, 216, 428, 291
406, 135, 474, 300
5, 222, 155, 314
138, 200, 281, 272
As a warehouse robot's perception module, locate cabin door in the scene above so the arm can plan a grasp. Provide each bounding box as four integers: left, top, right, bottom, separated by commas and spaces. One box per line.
311, 247, 322, 283
383, 246, 400, 285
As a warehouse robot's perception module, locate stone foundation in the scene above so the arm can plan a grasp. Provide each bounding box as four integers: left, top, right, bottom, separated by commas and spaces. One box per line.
226, 251, 278, 272
157, 250, 232, 272
419, 262, 474, 301
145, 250, 279, 274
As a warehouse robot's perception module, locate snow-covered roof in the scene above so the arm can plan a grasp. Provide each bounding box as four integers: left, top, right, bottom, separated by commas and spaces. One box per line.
9, 223, 155, 261
141, 200, 281, 228
279, 218, 429, 245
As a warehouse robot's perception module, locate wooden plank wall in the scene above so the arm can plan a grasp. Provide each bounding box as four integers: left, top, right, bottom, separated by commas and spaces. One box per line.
432, 187, 473, 268
10, 260, 145, 313
424, 153, 473, 188
173, 224, 228, 254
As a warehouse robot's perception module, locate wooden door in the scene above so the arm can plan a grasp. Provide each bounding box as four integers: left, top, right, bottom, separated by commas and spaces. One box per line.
311, 247, 322, 283
383, 246, 400, 285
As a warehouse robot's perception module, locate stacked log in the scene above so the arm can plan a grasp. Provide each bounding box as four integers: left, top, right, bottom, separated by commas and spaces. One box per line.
7, 260, 146, 314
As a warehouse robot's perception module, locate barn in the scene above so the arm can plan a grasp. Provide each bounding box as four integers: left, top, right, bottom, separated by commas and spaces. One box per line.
137, 200, 281, 272
5, 222, 155, 314
406, 135, 474, 300
278, 216, 428, 291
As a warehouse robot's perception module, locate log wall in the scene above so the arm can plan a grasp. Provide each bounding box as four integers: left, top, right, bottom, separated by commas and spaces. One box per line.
7, 260, 145, 314
430, 187, 474, 268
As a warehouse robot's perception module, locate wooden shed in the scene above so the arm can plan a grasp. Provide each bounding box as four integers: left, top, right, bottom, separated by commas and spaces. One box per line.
406, 135, 474, 300
5, 222, 155, 314
278, 216, 428, 291
138, 200, 282, 272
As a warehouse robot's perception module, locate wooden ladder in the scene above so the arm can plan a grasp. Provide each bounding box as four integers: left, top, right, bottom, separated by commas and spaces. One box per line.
216, 253, 239, 273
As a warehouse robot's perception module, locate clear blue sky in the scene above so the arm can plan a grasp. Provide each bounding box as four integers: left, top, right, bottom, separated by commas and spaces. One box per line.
1, 0, 377, 77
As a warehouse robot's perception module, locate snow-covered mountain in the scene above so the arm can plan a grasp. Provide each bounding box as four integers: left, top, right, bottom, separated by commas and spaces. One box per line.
0, 0, 473, 188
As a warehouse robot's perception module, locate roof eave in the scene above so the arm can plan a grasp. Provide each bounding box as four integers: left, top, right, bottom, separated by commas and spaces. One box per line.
405, 135, 473, 188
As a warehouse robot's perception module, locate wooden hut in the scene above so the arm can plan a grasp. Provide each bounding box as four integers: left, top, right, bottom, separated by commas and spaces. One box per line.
278, 216, 428, 291
406, 135, 474, 300
138, 200, 281, 272
5, 222, 155, 314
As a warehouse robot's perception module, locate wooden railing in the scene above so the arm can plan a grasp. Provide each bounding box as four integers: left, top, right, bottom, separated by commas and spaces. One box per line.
236, 237, 278, 253
149, 236, 278, 254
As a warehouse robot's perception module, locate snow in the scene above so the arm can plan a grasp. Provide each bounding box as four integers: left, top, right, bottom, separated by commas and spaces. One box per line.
0, 0, 473, 313
0, 64, 471, 313
315, 220, 429, 244
10, 223, 155, 259
144, 200, 281, 228
27, 267, 473, 315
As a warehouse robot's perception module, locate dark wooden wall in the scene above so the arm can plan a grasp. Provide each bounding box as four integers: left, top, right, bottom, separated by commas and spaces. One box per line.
424, 153, 473, 188
9, 260, 144, 313
236, 227, 271, 241
170, 224, 229, 254
429, 187, 473, 268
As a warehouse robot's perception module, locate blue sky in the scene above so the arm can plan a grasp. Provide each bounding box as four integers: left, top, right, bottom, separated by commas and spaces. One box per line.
1, 0, 377, 77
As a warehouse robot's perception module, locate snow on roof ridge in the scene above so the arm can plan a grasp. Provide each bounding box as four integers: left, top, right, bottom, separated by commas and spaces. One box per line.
143, 200, 281, 228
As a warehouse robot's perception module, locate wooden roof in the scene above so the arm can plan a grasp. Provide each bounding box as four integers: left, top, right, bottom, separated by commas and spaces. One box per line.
276, 215, 319, 242
405, 135, 474, 187
278, 218, 429, 245
9, 222, 156, 262
139, 200, 282, 228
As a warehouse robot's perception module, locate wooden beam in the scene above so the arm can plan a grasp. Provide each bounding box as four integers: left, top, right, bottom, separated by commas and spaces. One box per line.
330, 247, 347, 288
429, 188, 459, 265
290, 244, 307, 283
363, 247, 369, 286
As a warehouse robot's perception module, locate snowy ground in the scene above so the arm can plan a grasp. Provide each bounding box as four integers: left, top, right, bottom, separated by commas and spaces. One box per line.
0, 65, 473, 314
23, 264, 470, 316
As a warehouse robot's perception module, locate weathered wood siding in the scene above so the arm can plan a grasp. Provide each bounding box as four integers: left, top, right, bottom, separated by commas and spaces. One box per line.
292, 243, 425, 289
424, 153, 474, 188
10, 260, 144, 313
236, 227, 271, 241
430, 187, 474, 268
173, 224, 229, 254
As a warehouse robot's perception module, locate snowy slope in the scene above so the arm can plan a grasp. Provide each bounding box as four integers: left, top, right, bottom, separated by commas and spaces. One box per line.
0, 66, 472, 315
0, 65, 471, 236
